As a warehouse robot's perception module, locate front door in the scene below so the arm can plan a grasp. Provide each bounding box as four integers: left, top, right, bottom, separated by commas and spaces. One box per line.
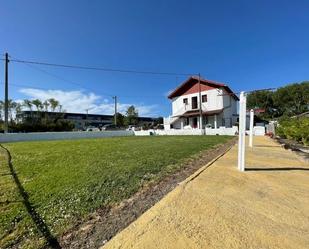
192, 117, 198, 128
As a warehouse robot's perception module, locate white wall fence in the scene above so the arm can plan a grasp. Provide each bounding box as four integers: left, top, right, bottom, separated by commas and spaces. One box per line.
0, 126, 266, 142
135, 129, 204, 136
135, 126, 265, 136
0, 130, 134, 143
251, 126, 266, 136
205, 126, 238, 136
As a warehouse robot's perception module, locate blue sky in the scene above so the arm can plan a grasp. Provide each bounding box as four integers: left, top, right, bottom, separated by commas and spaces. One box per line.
1, 0, 309, 116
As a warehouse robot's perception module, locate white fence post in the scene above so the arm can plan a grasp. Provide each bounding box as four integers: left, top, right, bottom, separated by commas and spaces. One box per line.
238, 91, 246, 172
249, 109, 254, 147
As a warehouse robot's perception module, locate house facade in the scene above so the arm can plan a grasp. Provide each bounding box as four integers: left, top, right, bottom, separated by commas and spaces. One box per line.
164, 76, 239, 130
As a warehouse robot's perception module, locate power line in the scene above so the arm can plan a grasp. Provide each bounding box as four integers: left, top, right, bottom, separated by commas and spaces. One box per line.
0, 82, 66, 91
0, 82, 167, 99
9, 58, 195, 76
9, 55, 115, 97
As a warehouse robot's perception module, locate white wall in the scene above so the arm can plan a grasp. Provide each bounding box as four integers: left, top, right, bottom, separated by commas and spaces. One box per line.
169, 88, 238, 128
171, 88, 224, 116
205, 126, 238, 135
0, 131, 134, 143
134, 129, 204, 136
253, 126, 265, 136
135, 126, 264, 137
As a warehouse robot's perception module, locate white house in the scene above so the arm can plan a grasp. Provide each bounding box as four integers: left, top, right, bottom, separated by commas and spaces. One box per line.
164, 76, 239, 130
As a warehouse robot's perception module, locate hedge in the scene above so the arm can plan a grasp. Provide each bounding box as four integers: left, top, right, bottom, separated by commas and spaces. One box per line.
276, 117, 309, 145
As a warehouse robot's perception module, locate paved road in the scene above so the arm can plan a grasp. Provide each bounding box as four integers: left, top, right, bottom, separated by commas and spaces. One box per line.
103, 136, 309, 249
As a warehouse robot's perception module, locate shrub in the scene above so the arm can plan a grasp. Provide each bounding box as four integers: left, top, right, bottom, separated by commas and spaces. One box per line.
276, 117, 309, 145
9, 120, 74, 132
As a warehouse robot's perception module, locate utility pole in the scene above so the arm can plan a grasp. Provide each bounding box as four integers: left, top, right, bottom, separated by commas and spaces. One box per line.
198, 73, 203, 131
4, 53, 9, 133
113, 96, 117, 126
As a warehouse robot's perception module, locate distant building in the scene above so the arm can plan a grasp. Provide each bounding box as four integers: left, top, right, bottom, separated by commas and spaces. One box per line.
164, 76, 239, 130
17, 111, 158, 130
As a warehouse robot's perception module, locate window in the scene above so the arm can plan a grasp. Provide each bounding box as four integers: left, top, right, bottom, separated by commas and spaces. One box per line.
183, 98, 188, 105
192, 96, 198, 109
202, 94, 207, 103
184, 117, 189, 125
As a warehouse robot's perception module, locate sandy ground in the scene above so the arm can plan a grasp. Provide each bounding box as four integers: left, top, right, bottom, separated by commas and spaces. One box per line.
102, 137, 309, 249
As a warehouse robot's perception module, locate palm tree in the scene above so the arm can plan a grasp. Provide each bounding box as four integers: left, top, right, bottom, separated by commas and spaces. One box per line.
15, 103, 22, 123
42, 100, 50, 123
43, 100, 50, 112
48, 98, 59, 112
23, 99, 33, 122
32, 99, 43, 112
32, 99, 43, 121
23, 99, 33, 111
8, 100, 16, 122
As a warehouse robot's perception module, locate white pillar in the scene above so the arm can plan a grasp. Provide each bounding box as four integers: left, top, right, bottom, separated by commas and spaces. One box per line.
238, 91, 247, 172
214, 114, 217, 129
249, 109, 254, 147
181, 118, 184, 129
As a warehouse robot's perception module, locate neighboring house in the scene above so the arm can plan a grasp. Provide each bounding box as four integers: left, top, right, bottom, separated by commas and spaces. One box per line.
164, 76, 239, 130
17, 111, 158, 130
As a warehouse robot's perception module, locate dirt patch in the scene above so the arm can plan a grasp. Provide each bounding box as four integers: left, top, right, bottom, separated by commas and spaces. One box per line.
60, 138, 236, 249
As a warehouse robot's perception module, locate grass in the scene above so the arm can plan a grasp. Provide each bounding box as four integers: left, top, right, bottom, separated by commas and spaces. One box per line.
0, 135, 231, 248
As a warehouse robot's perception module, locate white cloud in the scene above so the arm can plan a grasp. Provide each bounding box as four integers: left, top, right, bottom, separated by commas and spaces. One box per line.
19, 88, 158, 116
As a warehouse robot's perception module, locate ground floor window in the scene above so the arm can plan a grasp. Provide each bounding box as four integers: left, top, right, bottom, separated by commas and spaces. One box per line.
184, 117, 189, 126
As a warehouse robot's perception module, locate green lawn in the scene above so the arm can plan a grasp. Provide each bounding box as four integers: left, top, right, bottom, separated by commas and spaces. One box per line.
0, 135, 231, 248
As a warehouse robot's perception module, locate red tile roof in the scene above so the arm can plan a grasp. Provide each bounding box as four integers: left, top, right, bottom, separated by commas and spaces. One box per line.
168, 76, 239, 100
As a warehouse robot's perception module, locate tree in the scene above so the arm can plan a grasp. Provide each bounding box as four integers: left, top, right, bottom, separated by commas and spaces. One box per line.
32, 99, 43, 112
273, 82, 309, 116
156, 117, 164, 125
0, 100, 4, 120
113, 112, 125, 126
247, 90, 274, 118
125, 105, 138, 125
23, 99, 33, 111
15, 103, 22, 123
43, 100, 50, 112
23, 99, 33, 123
48, 98, 59, 112
8, 100, 16, 122
247, 81, 309, 119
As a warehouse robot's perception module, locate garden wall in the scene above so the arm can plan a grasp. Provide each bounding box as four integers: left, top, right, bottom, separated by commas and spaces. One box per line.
134, 129, 204, 136
134, 126, 265, 136
0, 131, 134, 143
205, 126, 238, 136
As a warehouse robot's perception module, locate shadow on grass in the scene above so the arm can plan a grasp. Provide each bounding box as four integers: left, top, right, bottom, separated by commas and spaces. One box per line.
246, 167, 309, 171
0, 144, 61, 249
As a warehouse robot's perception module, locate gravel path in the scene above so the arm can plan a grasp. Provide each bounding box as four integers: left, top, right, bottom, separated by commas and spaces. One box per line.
102, 136, 309, 249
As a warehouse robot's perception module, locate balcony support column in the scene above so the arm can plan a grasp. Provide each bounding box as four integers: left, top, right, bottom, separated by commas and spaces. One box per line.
214, 114, 217, 129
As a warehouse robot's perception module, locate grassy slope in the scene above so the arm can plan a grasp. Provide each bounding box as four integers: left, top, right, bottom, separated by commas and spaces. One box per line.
0, 135, 231, 248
